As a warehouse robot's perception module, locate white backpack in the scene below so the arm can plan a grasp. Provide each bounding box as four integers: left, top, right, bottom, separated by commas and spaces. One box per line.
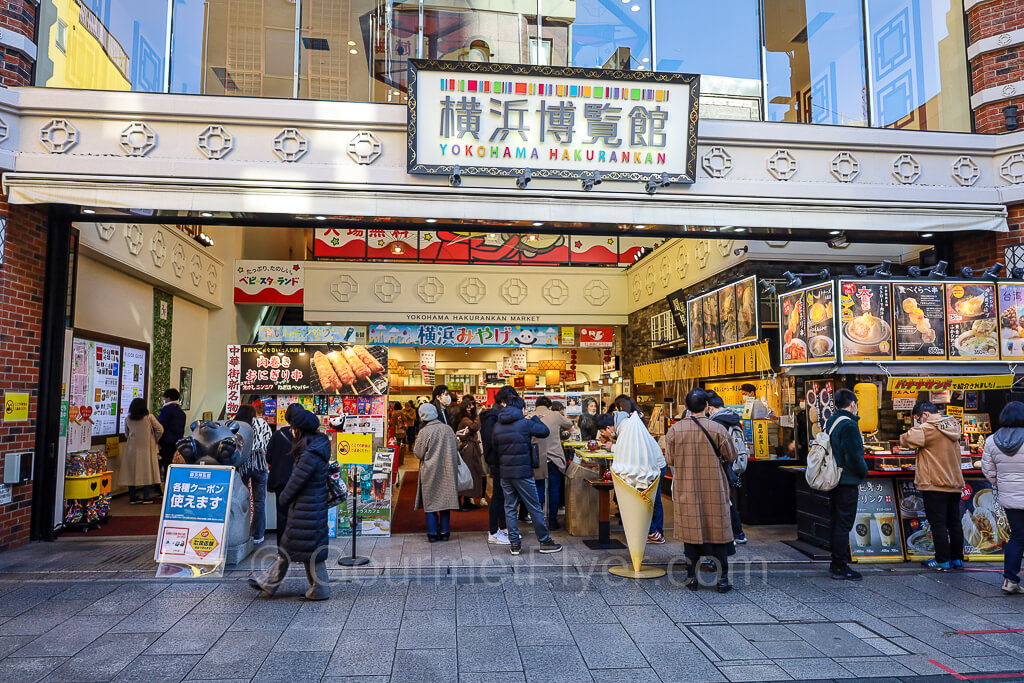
805, 416, 851, 491
728, 425, 749, 474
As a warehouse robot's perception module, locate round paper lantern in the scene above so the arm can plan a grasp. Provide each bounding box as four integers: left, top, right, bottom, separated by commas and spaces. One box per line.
538, 360, 566, 371
544, 369, 561, 385
524, 374, 537, 388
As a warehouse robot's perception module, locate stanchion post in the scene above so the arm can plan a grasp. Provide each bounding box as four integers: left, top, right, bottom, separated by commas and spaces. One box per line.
339, 473, 369, 567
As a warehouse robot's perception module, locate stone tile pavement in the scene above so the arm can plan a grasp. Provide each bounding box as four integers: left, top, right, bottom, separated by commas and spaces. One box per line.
0, 532, 1020, 681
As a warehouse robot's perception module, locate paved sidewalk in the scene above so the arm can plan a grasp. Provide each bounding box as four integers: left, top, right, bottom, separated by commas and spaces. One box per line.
0, 534, 1020, 681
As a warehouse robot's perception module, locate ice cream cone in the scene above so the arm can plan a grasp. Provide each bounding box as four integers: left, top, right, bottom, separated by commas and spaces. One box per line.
611, 472, 660, 573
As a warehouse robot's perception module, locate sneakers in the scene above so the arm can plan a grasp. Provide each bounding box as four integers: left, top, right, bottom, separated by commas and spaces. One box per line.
921, 558, 949, 571
252, 537, 264, 545
1002, 579, 1023, 595
647, 530, 666, 544
949, 559, 964, 571
830, 565, 863, 581
510, 542, 522, 556
538, 540, 563, 554
488, 530, 511, 545
735, 532, 747, 545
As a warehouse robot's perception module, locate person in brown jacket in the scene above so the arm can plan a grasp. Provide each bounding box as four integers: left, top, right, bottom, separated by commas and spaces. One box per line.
900, 401, 966, 570
665, 388, 738, 592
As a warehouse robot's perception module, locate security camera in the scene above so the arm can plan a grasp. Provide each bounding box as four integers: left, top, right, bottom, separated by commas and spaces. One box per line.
582, 170, 602, 192
449, 165, 462, 187
516, 168, 532, 190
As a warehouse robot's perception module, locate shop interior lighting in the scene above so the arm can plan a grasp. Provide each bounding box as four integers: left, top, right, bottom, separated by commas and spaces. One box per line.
582, 170, 602, 191
449, 165, 462, 187
855, 260, 892, 278
196, 232, 215, 247
733, 246, 749, 256
532, 221, 544, 227
81, 208, 96, 214
516, 168, 532, 190
644, 172, 670, 195
960, 266, 975, 278
783, 268, 830, 289
200, 211, 213, 217
425, 218, 437, 223
634, 224, 646, 229
315, 215, 327, 221
920, 233, 934, 238
759, 280, 776, 296
908, 260, 948, 279
827, 232, 850, 249
983, 262, 1005, 280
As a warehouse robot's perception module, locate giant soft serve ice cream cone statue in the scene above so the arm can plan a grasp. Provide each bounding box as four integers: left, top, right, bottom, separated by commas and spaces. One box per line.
609, 413, 667, 579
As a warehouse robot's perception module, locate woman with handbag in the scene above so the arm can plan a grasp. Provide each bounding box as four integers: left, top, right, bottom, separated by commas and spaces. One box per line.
455, 403, 486, 510
664, 388, 739, 593
413, 403, 463, 542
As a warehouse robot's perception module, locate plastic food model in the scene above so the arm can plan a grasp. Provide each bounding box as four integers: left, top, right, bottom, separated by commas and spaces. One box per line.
610, 413, 668, 576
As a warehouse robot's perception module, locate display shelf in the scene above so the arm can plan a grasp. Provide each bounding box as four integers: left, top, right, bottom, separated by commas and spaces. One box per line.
63, 471, 113, 499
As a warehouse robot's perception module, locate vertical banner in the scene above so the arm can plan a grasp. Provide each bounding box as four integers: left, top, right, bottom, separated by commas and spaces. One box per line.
155, 465, 234, 577
152, 290, 173, 414
420, 349, 436, 386
226, 346, 242, 416
511, 349, 528, 372
502, 357, 514, 377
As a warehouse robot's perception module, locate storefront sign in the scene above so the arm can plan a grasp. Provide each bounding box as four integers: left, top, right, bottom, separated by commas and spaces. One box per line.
946, 405, 964, 419
687, 276, 758, 354
752, 420, 770, 459
892, 283, 947, 361
369, 324, 560, 347
947, 283, 998, 361
779, 282, 836, 366
3, 392, 28, 422
335, 432, 373, 465
579, 327, 614, 348
233, 261, 304, 305
998, 283, 1024, 360
407, 60, 699, 183
900, 478, 1008, 560
839, 280, 894, 362
665, 289, 687, 342
850, 478, 904, 563
258, 326, 366, 344
155, 465, 234, 569
886, 375, 1013, 392
233, 345, 389, 396
560, 327, 575, 346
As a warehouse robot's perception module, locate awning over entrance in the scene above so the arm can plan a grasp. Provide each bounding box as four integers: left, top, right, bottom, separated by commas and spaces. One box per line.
1, 88, 1019, 235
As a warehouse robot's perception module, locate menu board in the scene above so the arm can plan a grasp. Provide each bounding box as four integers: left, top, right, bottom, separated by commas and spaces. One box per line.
337, 450, 395, 537
947, 283, 999, 361
900, 478, 1008, 560
687, 298, 704, 352
998, 283, 1024, 360
850, 478, 904, 562
780, 282, 836, 366
804, 379, 837, 438
118, 347, 148, 429
687, 276, 758, 355
892, 283, 947, 361
238, 344, 389, 395
839, 281, 894, 362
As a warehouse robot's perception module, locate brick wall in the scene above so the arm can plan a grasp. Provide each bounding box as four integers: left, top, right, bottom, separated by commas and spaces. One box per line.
0, 205, 48, 550
0, 0, 41, 550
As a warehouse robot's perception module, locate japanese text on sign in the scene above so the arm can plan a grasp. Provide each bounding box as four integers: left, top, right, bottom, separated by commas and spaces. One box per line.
408, 61, 699, 183
887, 375, 1013, 392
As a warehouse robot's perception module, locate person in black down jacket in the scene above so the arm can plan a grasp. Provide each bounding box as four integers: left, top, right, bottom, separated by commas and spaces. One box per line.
249, 408, 331, 601
480, 388, 511, 546
265, 403, 302, 536
492, 388, 562, 556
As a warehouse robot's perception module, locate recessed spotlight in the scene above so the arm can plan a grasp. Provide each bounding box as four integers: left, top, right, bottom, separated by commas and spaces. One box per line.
635, 224, 646, 229
631, 4, 640, 10
200, 211, 213, 217
315, 215, 327, 221
921, 233, 933, 238
829, 230, 841, 235
641, 58, 649, 63
347, 40, 356, 46
82, 208, 96, 214
733, 228, 746, 233
532, 221, 543, 227
325, 322, 332, 326
349, 49, 358, 55
425, 218, 437, 223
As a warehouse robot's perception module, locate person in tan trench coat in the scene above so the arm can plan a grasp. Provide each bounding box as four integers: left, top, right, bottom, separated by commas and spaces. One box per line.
414, 402, 461, 542
120, 397, 164, 504
665, 388, 738, 593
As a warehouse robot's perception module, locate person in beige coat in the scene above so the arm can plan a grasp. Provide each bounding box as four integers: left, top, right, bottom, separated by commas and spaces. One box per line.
414, 402, 461, 542
664, 388, 738, 592
899, 401, 965, 570
120, 397, 164, 504
533, 397, 573, 530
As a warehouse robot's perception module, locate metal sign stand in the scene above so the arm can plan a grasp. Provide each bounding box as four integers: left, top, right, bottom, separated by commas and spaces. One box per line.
338, 478, 369, 567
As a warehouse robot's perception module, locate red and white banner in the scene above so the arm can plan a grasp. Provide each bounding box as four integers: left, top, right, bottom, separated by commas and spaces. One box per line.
234, 261, 303, 304
226, 345, 242, 415
579, 327, 614, 348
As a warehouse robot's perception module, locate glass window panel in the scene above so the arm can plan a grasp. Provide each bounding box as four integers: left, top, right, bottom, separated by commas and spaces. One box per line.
423, 1, 535, 67
654, 0, 761, 120
37, 0, 170, 92
867, 0, 969, 131
170, 0, 297, 98
566, 0, 651, 70
541, 0, 572, 67
298, 1, 418, 104
765, 0, 867, 126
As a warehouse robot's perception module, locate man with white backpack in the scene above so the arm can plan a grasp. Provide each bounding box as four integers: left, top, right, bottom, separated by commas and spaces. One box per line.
820, 388, 869, 581
708, 393, 749, 544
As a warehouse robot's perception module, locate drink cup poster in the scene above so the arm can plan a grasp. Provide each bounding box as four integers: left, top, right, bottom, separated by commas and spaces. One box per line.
155, 465, 234, 568
849, 478, 904, 562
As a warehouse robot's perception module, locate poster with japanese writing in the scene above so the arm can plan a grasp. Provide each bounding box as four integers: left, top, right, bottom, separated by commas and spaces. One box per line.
237, 345, 389, 395
900, 478, 1009, 560
735, 277, 758, 343
90, 341, 122, 436
839, 281, 893, 362
687, 298, 704, 353
336, 457, 393, 538
850, 478, 904, 562
947, 283, 998, 361
155, 465, 233, 573
118, 347, 148, 429
780, 290, 808, 365
369, 324, 561, 347
233, 261, 304, 305
408, 60, 699, 183
702, 294, 720, 349
804, 282, 836, 364
718, 284, 738, 346
998, 283, 1024, 360
892, 283, 947, 361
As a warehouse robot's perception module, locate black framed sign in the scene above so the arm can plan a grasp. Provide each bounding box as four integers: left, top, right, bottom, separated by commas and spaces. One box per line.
407, 59, 700, 183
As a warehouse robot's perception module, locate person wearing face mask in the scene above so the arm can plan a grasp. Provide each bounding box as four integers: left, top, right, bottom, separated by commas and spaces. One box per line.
824, 388, 868, 581
432, 385, 452, 428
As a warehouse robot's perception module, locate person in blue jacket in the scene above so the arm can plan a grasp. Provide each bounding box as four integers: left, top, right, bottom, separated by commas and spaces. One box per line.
491, 387, 562, 556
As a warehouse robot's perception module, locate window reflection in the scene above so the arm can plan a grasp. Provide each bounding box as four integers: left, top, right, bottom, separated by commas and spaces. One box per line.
566, 0, 651, 70
655, 1, 761, 120
298, 0, 417, 103
37, 0, 169, 91
867, 0, 969, 131
765, 0, 867, 126
422, 1, 535, 67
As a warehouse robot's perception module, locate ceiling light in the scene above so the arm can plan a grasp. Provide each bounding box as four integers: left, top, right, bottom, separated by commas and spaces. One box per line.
635, 224, 646, 229
315, 215, 326, 221
921, 233, 933, 238
829, 230, 841, 235
82, 208, 96, 214
349, 49, 358, 55
425, 218, 437, 223
631, 5, 640, 10
532, 221, 543, 227
200, 211, 213, 217
347, 40, 356, 46
325, 322, 332, 326
733, 228, 746, 233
